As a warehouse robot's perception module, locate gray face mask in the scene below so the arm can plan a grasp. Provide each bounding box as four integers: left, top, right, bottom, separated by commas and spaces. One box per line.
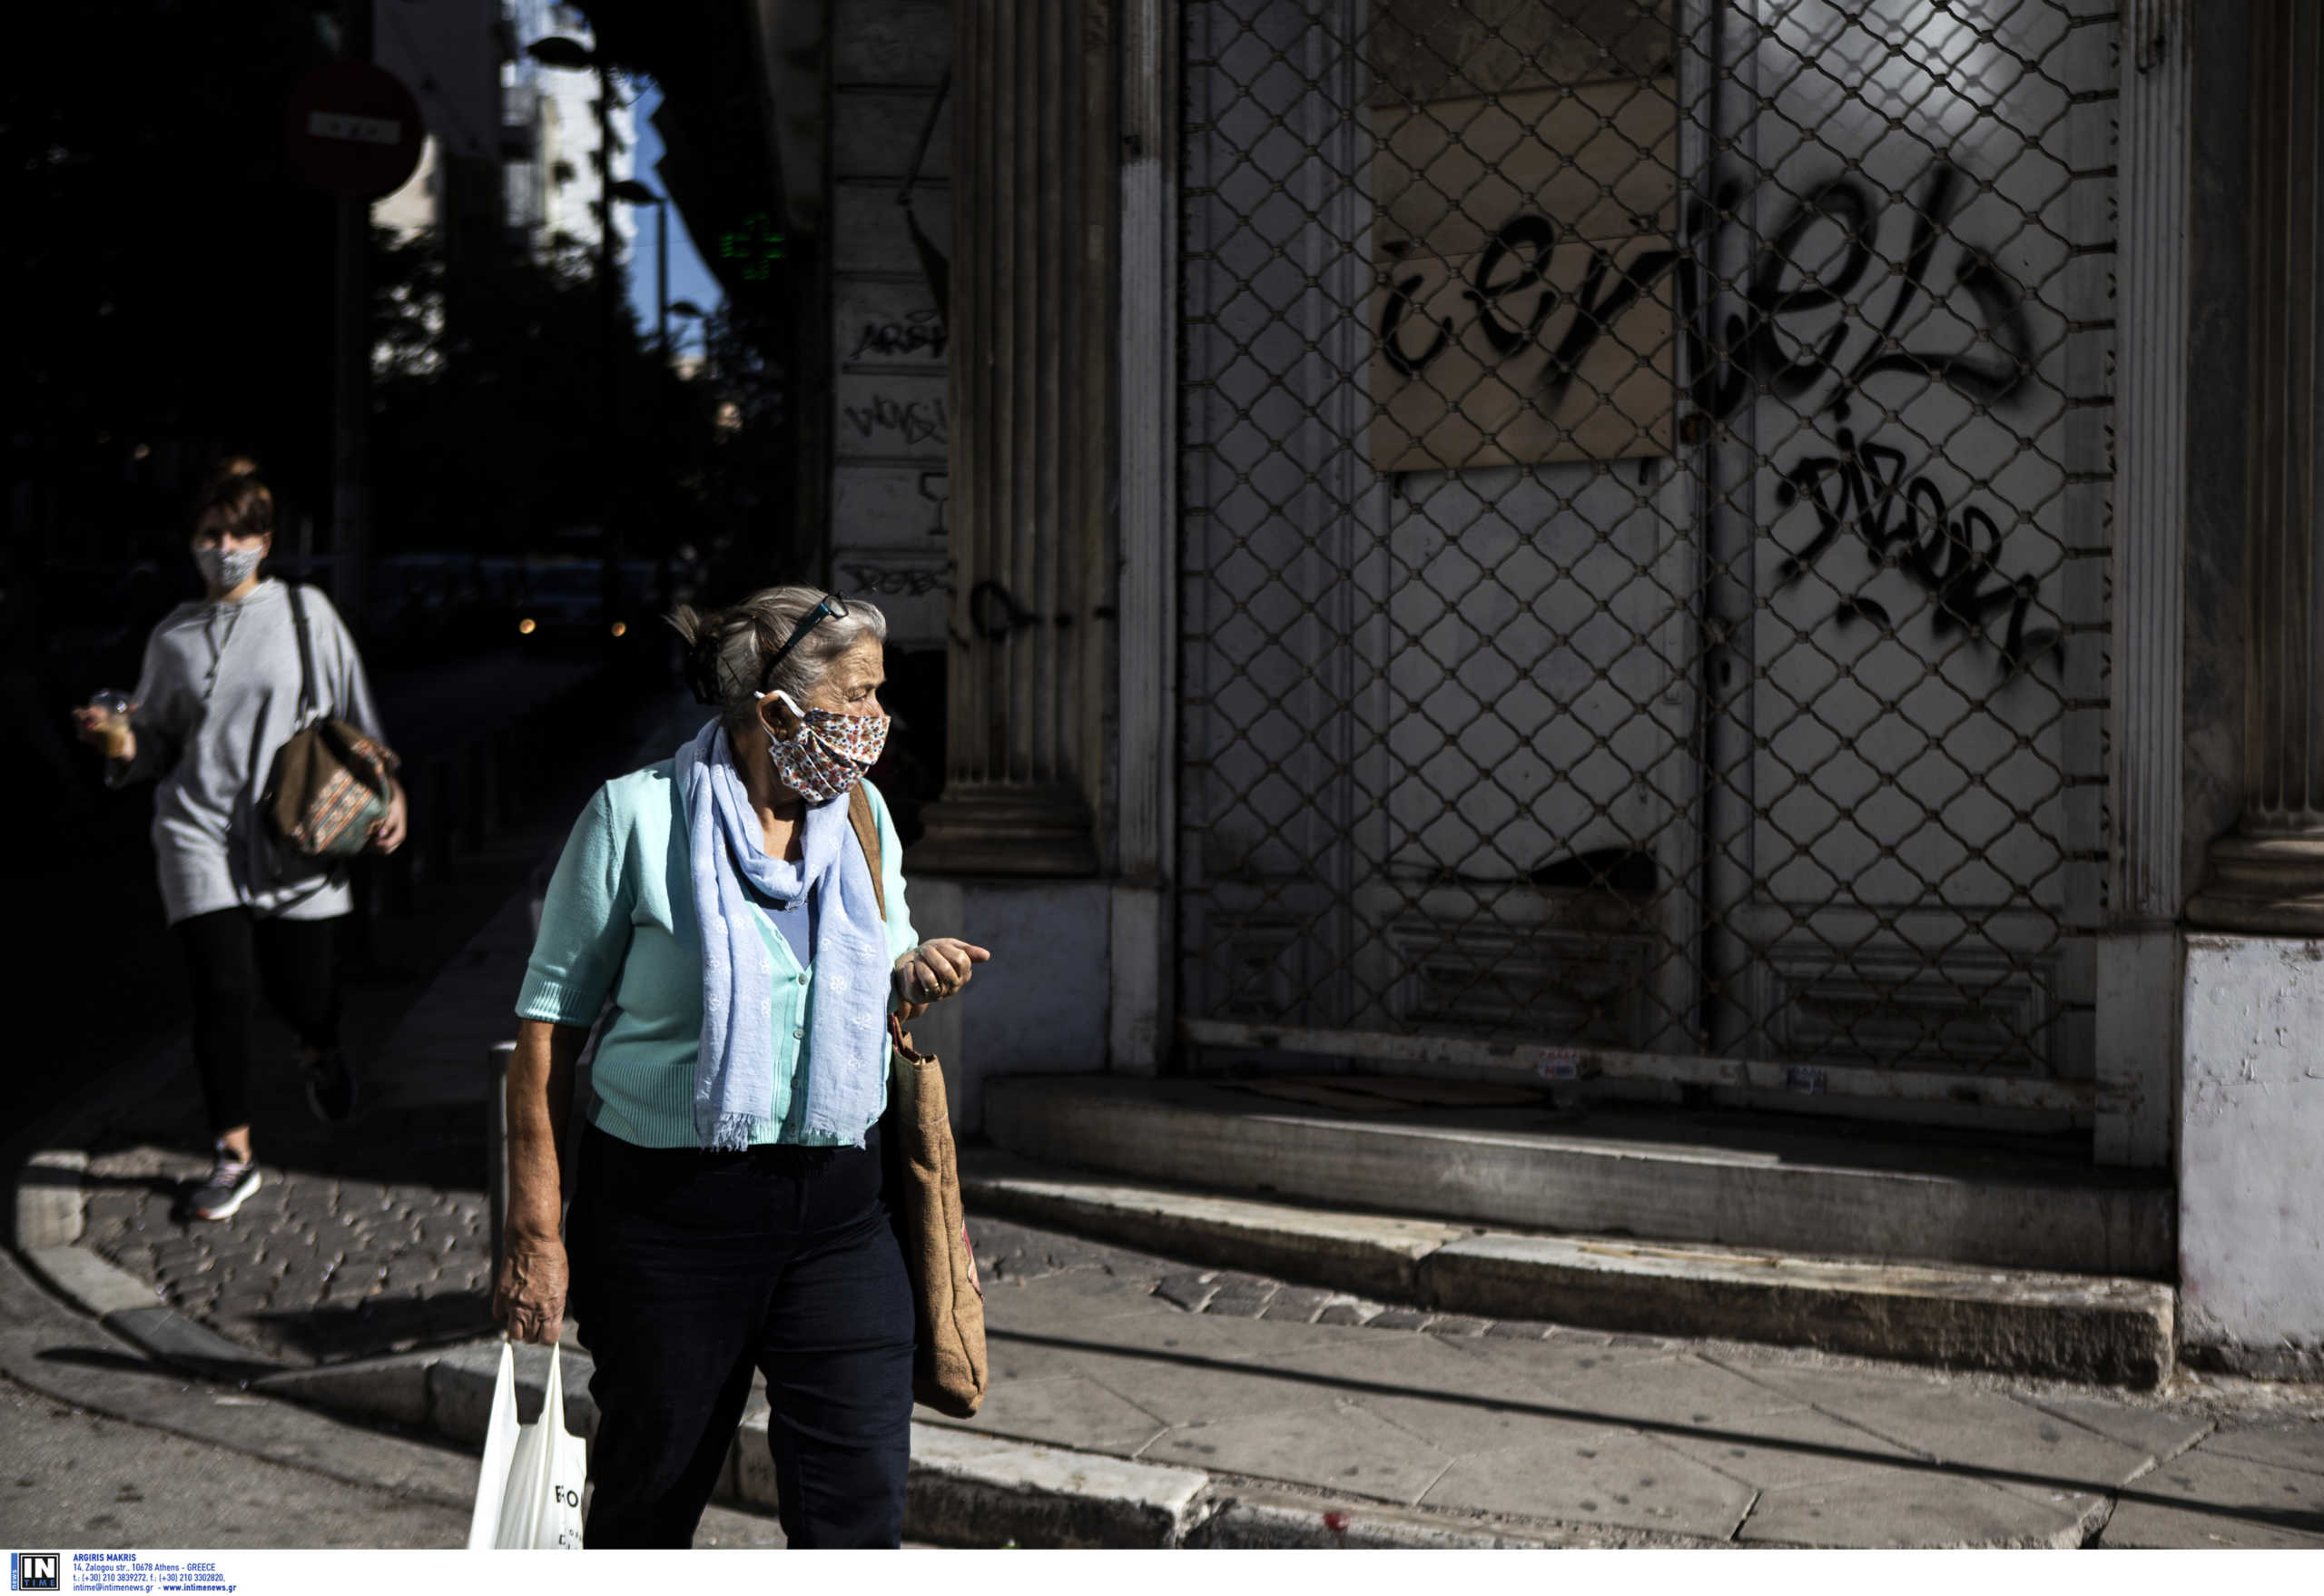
194, 545, 264, 592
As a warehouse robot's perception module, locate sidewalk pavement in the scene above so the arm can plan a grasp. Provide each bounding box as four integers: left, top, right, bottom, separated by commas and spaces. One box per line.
18, 770, 2324, 1545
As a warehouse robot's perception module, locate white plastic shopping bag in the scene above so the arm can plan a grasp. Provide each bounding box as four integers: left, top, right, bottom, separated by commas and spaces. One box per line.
467, 1340, 587, 1549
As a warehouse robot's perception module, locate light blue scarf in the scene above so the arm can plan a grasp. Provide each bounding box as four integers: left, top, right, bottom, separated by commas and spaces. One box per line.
675, 720, 891, 1150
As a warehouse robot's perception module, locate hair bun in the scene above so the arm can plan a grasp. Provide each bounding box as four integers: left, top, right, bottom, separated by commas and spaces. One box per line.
680, 625, 727, 706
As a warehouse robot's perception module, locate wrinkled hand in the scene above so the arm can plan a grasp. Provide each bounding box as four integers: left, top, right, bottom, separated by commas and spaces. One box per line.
893, 938, 992, 1010
493, 1235, 568, 1345
369, 781, 408, 853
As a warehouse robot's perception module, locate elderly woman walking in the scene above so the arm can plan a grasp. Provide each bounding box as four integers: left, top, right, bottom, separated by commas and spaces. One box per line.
494, 586, 989, 1550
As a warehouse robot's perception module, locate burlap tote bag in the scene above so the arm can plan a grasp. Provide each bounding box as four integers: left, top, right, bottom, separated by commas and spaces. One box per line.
851, 787, 989, 1418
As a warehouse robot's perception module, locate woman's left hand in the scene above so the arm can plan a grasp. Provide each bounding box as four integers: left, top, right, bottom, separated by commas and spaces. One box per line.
894, 938, 992, 1010
369, 781, 409, 853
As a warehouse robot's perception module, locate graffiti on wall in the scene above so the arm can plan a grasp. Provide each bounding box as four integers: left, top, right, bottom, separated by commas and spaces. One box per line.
842, 392, 948, 448
1370, 159, 2036, 468
840, 561, 950, 598
1372, 224, 1677, 468
849, 308, 948, 362
1773, 429, 2062, 675
1680, 163, 2033, 424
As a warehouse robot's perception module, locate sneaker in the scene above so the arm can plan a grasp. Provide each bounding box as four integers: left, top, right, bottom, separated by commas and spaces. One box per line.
303, 1049, 359, 1124
188, 1146, 261, 1221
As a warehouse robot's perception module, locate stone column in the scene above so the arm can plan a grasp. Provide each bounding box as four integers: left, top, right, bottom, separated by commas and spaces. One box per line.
2095, 0, 2192, 1167
910, 0, 1116, 876
2189, 0, 2324, 932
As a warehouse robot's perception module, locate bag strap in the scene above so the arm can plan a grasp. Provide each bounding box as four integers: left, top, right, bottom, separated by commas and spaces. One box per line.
283, 581, 319, 726
848, 783, 886, 922
852, 784, 914, 1053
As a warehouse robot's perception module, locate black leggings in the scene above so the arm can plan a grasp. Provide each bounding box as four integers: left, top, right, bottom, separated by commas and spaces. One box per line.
173, 908, 342, 1135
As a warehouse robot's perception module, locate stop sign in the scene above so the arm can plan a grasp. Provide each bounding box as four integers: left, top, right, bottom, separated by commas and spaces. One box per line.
286, 62, 425, 198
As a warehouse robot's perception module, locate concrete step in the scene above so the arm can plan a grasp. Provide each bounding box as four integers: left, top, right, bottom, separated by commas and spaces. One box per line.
980, 1076, 2173, 1278
958, 1149, 2176, 1387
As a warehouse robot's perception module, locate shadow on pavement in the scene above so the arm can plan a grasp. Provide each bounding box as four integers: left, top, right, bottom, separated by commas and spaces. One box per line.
996, 1327, 2324, 1537
254, 1293, 495, 1363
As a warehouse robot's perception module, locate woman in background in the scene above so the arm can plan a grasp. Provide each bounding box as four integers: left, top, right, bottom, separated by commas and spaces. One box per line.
74, 462, 406, 1221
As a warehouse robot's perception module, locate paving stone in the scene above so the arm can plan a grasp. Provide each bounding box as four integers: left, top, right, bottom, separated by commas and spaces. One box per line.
1733, 1373, 2152, 1491
1211, 1272, 1275, 1294
1153, 1272, 1217, 1313
1050, 1305, 1348, 1364
1427, 1315, 1491, 1337
1315, 1302, 1375, 1326
1205, 1293, 1272, 1319
1648, 1402, 1923, 1490
983, 1264, 1185, 1324
1423, 1425, 1754, 1539
942, 1372, 1168, 1455
1368, 1309, 1433, 1331
1243, 1323, 1600, 1424
1259, 1286, 1332, 1324
1738, 1462, 2094, 1548
1059, 1344, 1346, 1428
1435, 1344, 1802, 1433
1148, 1401, 1452, 1504
2101, 1445, 2324, 1548
1484, 1319, 1553, 1340
2199, 1420, 2324, 1479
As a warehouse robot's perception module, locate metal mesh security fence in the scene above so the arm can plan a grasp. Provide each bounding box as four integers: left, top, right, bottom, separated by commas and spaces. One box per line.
1176, 0, 2115, 1108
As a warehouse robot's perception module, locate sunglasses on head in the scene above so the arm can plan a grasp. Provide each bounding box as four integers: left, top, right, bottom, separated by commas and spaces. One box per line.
756, 591, 851, 695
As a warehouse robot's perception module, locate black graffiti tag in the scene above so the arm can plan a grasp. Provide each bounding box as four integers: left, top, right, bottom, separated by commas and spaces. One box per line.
840, 561, 950, 597
1773, 429, 2062, 674
1689, 163, 2033, 421
842, 393, 948, 447
1376, 161, 2035, 423
849, 309, 948, 361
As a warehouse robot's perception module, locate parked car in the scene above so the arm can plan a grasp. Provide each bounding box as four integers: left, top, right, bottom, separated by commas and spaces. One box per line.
510, 558, 655, 647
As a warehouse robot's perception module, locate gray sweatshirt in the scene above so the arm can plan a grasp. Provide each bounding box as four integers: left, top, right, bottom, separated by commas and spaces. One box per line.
110, 577, 389, 925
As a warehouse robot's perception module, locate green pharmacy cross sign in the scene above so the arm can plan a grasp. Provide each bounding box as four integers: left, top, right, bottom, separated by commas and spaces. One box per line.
720, 213, 788, 281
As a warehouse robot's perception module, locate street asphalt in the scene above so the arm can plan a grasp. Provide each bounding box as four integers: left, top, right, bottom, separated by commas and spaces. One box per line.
0, 1248, 783, 1548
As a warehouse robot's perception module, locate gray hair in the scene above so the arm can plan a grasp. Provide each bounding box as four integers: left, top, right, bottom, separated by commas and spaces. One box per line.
668, 586, 889, 736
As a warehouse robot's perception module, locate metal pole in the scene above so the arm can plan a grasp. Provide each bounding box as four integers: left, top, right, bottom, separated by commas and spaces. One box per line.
330, 0, 375, 637
656, 197, 669, 357
598, 60, 619, 628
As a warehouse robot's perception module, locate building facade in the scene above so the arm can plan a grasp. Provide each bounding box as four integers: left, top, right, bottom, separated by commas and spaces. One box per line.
890, 0, 2324, 1375
501, 0, 637, 258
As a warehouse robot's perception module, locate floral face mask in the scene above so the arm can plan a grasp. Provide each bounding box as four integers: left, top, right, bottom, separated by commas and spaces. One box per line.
758, 690, 889, 803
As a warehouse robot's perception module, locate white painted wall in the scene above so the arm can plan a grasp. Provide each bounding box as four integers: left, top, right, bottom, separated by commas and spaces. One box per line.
2179, 935, 2324, 1373
901, 877, 1112, 1135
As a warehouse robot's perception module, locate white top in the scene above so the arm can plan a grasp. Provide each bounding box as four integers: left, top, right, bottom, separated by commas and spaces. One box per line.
110, 578, 389, 925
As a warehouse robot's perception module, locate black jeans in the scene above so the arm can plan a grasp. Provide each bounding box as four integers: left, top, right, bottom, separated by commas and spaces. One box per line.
568, 1121, 916, 1549
172, 908, 341, 1135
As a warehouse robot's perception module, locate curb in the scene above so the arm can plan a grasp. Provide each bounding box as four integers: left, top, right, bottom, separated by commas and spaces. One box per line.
252, 1330, 1559, 1548
959, 1151, 2178, 1388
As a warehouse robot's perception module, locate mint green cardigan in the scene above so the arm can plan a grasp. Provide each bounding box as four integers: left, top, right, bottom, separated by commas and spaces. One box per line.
514, 762, 919, 1148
